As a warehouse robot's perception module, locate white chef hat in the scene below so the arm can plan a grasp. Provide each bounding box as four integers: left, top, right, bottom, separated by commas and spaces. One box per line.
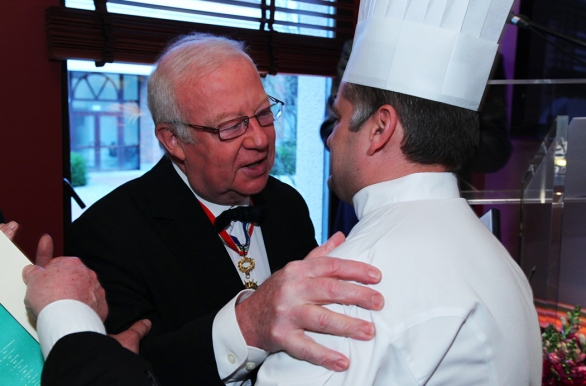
342, 0, 514, 111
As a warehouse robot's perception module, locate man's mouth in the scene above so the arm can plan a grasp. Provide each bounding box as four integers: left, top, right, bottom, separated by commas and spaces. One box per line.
243, 154, 267, 169
241, 157, 268, 177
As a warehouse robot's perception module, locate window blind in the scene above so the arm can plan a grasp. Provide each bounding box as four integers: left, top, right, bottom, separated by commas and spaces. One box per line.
45, 0, 358, 76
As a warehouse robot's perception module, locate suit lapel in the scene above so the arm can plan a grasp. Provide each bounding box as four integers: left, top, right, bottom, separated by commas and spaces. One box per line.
141, 160, 301, 296
253, 186, 298, 274
143, 157, 244, 304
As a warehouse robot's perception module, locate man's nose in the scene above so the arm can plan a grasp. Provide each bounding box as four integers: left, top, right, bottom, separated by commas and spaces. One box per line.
242, 118, 271, 149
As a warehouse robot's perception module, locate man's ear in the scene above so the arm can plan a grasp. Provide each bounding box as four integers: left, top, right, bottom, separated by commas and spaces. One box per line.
155, 125, 186, 161
366, 104, 399, 156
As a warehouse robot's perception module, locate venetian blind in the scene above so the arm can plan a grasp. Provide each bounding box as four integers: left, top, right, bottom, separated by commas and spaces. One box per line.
45, 0, 358, 76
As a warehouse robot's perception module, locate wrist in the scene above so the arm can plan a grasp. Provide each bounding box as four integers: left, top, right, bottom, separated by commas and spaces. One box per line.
235, 291, 261, 349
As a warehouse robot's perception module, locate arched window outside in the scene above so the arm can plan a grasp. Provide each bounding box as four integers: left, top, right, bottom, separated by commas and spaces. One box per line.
69, 72, 141, 171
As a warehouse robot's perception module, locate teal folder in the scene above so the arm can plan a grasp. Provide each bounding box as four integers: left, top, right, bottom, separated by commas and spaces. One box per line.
0, 304, 43, 385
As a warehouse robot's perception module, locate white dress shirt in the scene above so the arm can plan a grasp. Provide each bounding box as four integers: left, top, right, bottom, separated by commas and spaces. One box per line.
173, 163, 270, 385
37, 299, 106, 359
256, 173, 542, 385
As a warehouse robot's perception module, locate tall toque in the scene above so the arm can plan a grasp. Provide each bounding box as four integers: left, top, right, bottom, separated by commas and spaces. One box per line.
343, 0, 514, 111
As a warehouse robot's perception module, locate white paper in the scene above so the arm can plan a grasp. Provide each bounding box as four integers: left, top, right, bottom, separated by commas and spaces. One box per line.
0, 232, 38, 341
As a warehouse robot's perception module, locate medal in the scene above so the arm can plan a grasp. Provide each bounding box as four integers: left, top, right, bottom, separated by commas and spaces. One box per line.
199, 200, 259, 290
238, 256, 258, 289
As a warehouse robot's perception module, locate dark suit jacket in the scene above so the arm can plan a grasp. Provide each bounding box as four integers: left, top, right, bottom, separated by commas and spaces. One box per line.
42, 332, 159, 386
66, 156, 317, 385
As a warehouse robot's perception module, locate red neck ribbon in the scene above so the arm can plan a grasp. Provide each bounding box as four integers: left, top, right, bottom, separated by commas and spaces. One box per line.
198, 200, 254, 257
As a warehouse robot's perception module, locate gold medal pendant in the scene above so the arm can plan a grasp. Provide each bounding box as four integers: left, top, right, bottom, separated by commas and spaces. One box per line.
211, 212, 259, 291
244, 279, 258, 290
238, 256, 258, 289
237, 256, 255, 274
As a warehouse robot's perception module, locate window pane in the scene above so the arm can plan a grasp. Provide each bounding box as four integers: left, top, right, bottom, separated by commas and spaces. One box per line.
71, 77, 94, 99
86, 74, 119, 100
123, 146, 140, 169
72, 115, 94, 147
76, 148, 96, 169
69, 64, 160, 219
123, 75, 139, 100
99, 146, 119, 170
262, 73, 327, 241
273, 0, 334, 37
263, 75, 297, 176
99, 116, 119, 147
71, 100, 117, 112
123, 107, 140, 146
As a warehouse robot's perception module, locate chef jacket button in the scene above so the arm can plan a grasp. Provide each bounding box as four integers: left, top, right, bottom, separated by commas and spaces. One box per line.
245, 362, 256, 371
228, 353, 237, 364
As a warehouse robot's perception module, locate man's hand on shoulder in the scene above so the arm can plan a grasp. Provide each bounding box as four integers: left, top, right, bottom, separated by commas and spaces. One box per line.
236, 232, 384, 371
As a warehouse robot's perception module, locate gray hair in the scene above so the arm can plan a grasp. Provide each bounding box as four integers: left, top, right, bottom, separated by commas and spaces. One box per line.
147, 33, 255, 143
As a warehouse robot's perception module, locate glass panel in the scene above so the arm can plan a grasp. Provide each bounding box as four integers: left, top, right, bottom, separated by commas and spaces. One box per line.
70, 72, 83, 82
99, 147, 119, 170
262, 75, 297, 176
261, 73, 326, 241
502, 80, 586, 137
558, 118, 586, 311
460, 80, 586, 194
458, 91, 586, 328
123, 75, 139, 100
123, 108, 140, 146
93, 75, 120, 100
111, 1, 260, 29
273, 0, 334, 37
72, 77, 94, 99
122, 146, 140, 169
519, 117, 567, 311
77, 148, 95, 169
72, 115, 95, 147
518, 117, 586, 326
99, 116, 119, 147
459, 81, 586, 268
72, 101, 119, 112
65, 0, 94, 10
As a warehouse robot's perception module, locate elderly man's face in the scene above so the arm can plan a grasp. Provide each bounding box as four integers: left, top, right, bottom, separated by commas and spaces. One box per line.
175, 56, 276, 205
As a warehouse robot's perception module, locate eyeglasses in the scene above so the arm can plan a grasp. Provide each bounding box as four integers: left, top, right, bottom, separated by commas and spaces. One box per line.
181, 95, 284, 141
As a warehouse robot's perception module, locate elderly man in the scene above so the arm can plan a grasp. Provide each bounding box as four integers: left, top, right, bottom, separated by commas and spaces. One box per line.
65, 34, 383, 385
254, 0, 543, 384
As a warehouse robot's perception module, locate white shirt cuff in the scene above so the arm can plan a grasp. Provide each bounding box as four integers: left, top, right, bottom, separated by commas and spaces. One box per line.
37, 299, 106, 359
213, 290, 269, 383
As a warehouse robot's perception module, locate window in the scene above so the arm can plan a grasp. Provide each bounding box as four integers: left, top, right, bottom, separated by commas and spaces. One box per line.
69, 72, 141, 171
59, 0, 349, 240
